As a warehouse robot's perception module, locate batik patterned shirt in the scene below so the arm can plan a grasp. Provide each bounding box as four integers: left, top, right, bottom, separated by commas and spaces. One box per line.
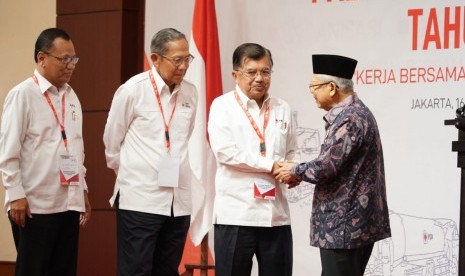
291, 93, 391, 249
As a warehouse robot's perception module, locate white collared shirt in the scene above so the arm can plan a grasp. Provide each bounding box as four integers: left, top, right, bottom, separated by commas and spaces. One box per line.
0, 70, 87, 214
104, 66, 198, 216
208, 86, 297, 227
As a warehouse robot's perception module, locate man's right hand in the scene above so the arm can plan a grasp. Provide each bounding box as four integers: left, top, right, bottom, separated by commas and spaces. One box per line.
9, 198, 32, 227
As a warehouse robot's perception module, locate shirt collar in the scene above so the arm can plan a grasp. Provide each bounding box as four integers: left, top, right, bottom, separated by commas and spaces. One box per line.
33, 69, 71, 94
235, 84, 271, 109
151, 66, 181, 96
323, 93, 357, 126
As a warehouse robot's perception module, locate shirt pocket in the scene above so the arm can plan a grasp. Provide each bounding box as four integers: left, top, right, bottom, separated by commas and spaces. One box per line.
171, 109, 194, 141
272, 126, 288, 156
30, 109, 58, 143
64, 109, 82, 141
132, 109, 164, 139
271, 109, 289, 156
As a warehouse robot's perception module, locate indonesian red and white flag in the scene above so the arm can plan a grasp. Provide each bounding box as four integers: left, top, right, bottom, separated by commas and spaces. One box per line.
186, 0, 223, 246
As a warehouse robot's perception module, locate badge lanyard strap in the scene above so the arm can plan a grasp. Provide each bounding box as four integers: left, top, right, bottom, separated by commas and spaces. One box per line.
149, 70, 178, 151
32, 75, 68, 151
234, 90, 270, 157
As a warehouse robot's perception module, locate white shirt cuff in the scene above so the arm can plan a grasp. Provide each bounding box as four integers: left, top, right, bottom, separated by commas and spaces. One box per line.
6, 185, 26, 202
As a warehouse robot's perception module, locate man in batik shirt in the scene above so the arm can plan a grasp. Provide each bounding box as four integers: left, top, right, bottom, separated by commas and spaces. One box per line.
275, 54, 391, 276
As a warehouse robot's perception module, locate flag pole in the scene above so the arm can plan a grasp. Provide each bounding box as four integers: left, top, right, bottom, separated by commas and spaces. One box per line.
200, 235, 209, 276
182, 235, 215, 275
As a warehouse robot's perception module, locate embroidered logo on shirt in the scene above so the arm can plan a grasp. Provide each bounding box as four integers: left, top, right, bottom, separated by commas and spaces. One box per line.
182, 102, 191, 108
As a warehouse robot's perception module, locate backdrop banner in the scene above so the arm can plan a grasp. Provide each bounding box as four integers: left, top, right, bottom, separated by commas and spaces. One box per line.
146, 1, 464, 274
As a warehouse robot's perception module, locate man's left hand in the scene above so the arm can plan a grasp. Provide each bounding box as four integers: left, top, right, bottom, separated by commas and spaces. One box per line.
80, 191, 91, 227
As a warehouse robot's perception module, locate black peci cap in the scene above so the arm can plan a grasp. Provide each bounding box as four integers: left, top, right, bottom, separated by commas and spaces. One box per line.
312, 54, 358, 79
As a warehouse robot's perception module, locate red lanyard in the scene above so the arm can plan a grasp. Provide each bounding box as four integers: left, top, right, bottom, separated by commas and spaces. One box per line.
234, 90, 270, 157
32, 75, 68, 150
149, 70, 178, 150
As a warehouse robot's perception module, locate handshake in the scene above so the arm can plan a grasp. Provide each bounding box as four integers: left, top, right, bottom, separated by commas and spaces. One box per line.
271, 161, 302, 189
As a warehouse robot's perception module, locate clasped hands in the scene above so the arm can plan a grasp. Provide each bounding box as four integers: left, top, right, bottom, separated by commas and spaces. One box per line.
271, 161, 301, 189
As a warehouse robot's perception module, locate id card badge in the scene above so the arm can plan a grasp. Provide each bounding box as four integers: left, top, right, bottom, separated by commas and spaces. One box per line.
59, 154, 80, 186
253, 174, 276, 200
157, 156, 180, 187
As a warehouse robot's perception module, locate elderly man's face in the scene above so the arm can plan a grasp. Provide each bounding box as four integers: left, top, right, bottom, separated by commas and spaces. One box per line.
151, 39, 190, 90
38, 38, 77, 88
310, 76, 334, 111
232, 56, 272, 104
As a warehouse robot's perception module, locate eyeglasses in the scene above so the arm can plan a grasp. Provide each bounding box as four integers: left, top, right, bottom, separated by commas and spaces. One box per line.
308, 82, 332, 90
237, 69, 273, 79
159, 54, 194, 67
44, 52, 79, 64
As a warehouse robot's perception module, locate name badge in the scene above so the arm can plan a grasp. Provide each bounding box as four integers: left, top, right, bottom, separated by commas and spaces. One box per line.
157, 156, 180, 187
253, 175, 276, 200
59, 154, 79, 186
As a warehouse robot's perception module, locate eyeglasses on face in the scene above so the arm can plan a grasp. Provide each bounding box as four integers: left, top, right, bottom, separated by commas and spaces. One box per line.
43, 52, 79, 64
308, 82, 333, 90
237, 69, 273, 79
159, 54, 195, 67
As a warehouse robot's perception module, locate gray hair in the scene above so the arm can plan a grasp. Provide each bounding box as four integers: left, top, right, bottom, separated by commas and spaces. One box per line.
315, 74, 354, 92
150, 28, 187, 55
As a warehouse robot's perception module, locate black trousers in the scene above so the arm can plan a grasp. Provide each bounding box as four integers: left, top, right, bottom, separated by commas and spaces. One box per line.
320, 243, 374, 276
116, 206, 190, 276
214, 224, 293, 276
9, 211, 80, 276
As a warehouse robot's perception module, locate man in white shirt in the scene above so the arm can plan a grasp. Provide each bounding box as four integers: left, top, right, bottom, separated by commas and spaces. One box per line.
208, 43, 298, 276
103, 28, 198, 276
0, 28, 91, 276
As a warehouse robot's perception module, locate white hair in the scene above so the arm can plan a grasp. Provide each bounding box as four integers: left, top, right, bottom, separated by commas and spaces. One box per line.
314, 74, 354, 92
